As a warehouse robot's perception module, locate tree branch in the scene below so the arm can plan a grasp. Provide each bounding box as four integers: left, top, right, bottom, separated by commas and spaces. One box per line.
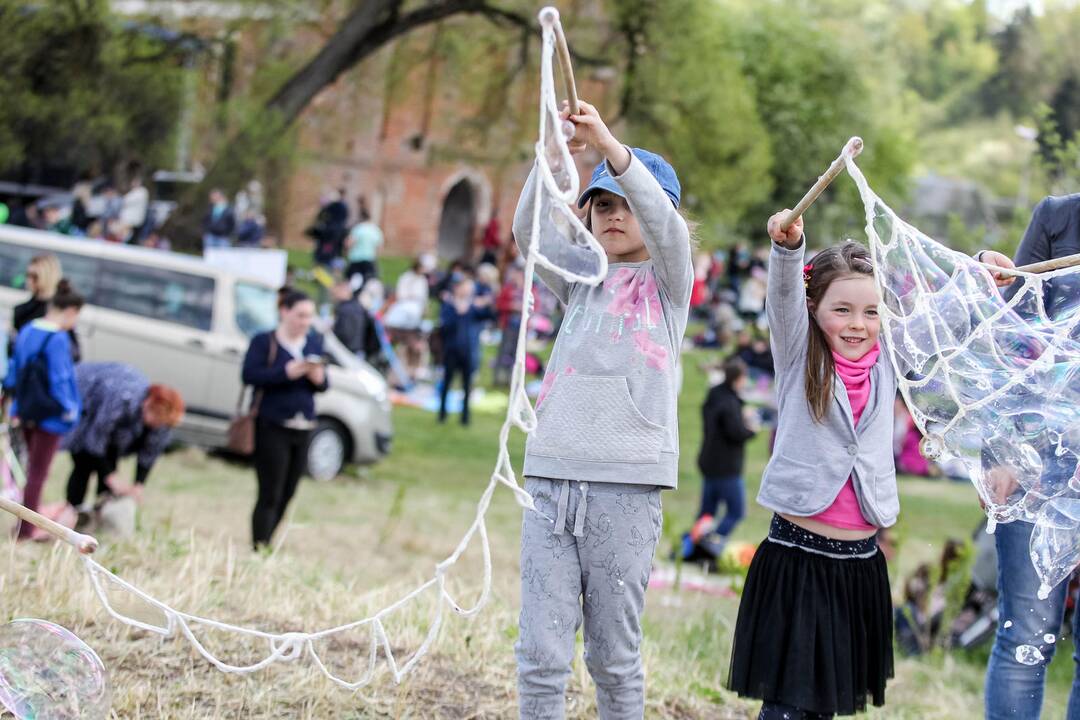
469, 3, 607, 67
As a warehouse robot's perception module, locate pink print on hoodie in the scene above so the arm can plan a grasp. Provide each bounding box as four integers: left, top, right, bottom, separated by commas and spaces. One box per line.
606, 268, 668, 371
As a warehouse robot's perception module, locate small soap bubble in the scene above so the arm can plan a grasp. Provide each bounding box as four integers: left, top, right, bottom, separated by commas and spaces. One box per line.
1044, 633, 1057, 644
1015, 644, 1045, 665
0, 619, 110, 720
1004, 620, 1013, 628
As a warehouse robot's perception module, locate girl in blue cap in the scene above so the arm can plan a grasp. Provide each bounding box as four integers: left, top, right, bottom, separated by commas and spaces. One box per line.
511, 99, 692, 719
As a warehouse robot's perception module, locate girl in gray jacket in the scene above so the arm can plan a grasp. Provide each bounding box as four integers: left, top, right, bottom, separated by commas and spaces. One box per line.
728, 213, 897, 720
512, 100, 691, 720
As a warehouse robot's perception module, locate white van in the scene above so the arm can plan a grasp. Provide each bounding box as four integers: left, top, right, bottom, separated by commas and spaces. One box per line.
0, 226, 392, 480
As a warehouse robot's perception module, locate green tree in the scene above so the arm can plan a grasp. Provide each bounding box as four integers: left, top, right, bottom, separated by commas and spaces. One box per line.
721, 1, 916, 241
0, 0, 186, 182
892, 0, 997, 124
979, 7, 1042, 117
614, 0, 773, 239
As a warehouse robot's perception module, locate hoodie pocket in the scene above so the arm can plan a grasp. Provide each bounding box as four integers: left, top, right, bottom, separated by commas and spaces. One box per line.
530, 374, 664, 464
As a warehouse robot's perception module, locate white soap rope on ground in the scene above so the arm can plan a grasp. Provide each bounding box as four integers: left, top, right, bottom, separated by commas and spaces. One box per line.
26, 7, 608, 691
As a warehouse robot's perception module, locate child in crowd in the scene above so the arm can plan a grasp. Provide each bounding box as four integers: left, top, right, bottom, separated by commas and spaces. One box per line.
728, 212, 1011, 719
437, 277, 493, 426
511, 99, 692, 718
728, 215, 897, 720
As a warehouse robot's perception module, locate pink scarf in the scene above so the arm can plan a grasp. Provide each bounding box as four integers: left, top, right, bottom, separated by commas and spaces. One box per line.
809, 343, 881, 530
832, 344, 880, 426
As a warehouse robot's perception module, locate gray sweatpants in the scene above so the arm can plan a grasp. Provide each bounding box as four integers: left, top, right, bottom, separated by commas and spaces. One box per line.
516, 477, 663, 720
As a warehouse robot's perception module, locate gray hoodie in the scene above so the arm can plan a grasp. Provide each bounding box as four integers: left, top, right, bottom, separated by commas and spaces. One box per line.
512, 153, 692, 489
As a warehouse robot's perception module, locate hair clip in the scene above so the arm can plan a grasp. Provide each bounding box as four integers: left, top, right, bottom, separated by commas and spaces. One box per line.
803, 262, 814, 289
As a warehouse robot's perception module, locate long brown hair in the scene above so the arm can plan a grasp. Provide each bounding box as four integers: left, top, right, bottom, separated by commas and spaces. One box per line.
804, 241, 874, 422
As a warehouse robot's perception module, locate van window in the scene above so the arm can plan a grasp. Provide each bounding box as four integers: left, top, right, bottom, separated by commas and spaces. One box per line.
0, 242, 43, 289
96, 260, 214, 330
234, 282, 277, 337
0, 242, 99, 298
54, 252, 100, 299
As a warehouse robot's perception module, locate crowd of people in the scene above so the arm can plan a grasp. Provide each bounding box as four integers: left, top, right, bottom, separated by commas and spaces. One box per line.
2, 99, 1080, 720
0, 170, 269, 255
1, 253, 185, 538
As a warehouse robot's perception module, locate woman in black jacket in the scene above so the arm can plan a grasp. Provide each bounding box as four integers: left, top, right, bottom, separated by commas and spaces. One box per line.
242, 290, 328, 549
696, 357, 759, 538
10, 253, 81, 361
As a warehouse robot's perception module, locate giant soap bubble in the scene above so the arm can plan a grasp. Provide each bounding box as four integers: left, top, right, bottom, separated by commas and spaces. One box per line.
0, 619, 110, 719
845, 153, 1080, 601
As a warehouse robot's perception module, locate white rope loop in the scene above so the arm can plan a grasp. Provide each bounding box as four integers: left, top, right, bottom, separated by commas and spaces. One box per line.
30, 8, 604, 692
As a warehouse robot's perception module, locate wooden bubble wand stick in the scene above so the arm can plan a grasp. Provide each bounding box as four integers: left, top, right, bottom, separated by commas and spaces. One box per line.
780, 137, 864, 231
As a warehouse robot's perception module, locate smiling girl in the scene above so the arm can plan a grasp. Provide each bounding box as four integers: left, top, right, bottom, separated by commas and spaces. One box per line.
727, 214, 897, 720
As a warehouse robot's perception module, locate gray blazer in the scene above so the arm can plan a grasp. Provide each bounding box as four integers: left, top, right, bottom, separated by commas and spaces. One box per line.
757, 240, 899, 528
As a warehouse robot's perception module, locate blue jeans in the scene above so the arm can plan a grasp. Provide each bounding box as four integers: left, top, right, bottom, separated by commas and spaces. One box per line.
986, 519, 1080, 719
698, 475, 745, 537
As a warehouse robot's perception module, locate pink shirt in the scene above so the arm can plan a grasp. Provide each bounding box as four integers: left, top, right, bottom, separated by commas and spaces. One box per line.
810, 345, 881, 530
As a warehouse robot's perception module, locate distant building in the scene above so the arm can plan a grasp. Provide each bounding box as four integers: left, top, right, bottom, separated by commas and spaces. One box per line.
114, 1, 612, 261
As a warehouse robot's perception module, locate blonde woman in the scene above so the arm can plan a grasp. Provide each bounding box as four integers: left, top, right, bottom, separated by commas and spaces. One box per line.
13, 254, 61, 332
11, 254, 80, 362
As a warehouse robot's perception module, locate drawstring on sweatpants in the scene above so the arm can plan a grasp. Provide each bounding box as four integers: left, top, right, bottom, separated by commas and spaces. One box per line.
573, 482, 588, 537
552, 480, 589, 537
554, 481, 569, 536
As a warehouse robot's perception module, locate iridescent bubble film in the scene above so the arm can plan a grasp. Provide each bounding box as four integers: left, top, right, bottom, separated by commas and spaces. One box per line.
0, 619, 110, 720
846, 154, 1080, 600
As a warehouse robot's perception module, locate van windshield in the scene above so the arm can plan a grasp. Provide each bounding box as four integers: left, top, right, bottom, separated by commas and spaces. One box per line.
235, 282, 278, 337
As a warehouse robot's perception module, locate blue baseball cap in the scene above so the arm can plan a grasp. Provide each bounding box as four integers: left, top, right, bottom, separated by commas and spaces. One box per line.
576, 147, 681, 209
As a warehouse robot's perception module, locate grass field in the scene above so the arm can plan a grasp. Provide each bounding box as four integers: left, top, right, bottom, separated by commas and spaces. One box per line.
0, 256, 1072, 717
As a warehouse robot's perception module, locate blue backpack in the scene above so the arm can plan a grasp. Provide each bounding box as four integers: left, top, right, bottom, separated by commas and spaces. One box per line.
16, 333, 64, 423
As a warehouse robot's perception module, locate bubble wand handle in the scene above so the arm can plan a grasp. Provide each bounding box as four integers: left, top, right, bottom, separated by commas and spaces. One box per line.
983, 251, 1080, 277
780, 136, 864, 232
538, 7, 580, 115
0, 494, 98, 554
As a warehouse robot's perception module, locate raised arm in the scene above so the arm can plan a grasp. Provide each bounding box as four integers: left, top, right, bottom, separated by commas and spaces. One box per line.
568, 100, 691, 305
512, 164, 573, 305
765, 211, 809, 371
610, 153, 692, 305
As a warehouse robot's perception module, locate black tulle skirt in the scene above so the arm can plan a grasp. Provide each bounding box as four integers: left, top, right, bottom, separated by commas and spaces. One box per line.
728, 515, 894, 716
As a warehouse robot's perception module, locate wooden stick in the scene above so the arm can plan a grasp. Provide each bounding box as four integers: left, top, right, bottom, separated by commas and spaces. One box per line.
980, 251, 1080, 277
538, 7, 580, 114
780, 137, 864, 231
0, 495, 98, 554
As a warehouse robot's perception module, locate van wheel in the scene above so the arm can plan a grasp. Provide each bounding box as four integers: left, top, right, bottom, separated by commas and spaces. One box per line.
307, 419, 350, 481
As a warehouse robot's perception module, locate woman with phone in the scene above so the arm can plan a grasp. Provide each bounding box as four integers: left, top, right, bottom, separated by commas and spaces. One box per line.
241, 290, 329, 549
